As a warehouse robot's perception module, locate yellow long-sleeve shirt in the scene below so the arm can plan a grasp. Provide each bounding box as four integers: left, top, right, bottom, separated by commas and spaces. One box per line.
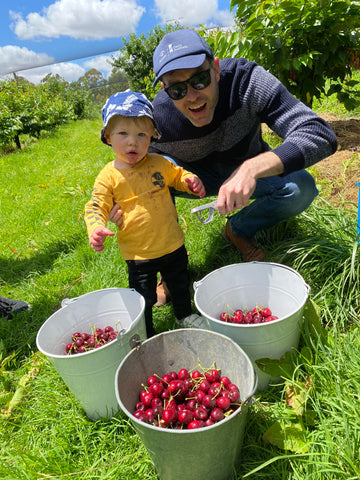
85, 153, 197, 260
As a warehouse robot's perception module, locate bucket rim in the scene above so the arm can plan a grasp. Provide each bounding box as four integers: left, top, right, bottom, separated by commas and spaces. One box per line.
194, 262, 310, 328
115, 328, 257, 435
36, 287, 146, 359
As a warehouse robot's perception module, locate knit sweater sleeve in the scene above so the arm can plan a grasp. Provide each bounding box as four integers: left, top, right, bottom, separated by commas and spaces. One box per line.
247, 65, 338, 172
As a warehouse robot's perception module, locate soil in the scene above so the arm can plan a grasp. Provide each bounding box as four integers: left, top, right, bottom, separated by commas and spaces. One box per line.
314, 113, 360, 208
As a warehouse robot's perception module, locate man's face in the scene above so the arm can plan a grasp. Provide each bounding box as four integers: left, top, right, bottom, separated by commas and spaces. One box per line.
161, 59, 220, 128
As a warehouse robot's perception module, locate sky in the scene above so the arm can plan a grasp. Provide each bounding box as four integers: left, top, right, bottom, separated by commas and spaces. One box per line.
0, 0, 235, 84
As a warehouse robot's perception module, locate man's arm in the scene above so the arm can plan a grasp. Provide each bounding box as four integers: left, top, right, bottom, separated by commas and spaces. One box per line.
217, 151, 283, 214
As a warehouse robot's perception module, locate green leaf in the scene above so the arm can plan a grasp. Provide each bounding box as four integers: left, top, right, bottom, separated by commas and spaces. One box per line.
303, 298, 329, 345
262, 421, 308, 453
255, 350, 297, 378
0, 340, 6, 363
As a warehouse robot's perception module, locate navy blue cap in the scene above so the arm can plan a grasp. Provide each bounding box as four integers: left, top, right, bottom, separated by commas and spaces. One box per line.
101, 90, 160, 145
153, 29, 213, 86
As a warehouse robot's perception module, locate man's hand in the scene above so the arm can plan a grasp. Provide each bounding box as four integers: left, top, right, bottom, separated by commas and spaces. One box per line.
217, 151, 284, 214
185, 176, 206, 198
108, 204, 123, 228
89, 227, 114, 252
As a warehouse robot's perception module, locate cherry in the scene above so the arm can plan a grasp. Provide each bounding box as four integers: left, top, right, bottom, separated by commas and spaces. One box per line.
205, 369, 221, 383
216, 396, 231, 411
178, 368, 189, 380
151, 397, 163, 409
219, 312, 229, 321
260, 307, 272, 317
162, 408, 177, 425
149, 382, 164, 398
136, 401, 145, 411
243, 311, 253, 324
220, 376, 231, 388
134, 410, 147, 422
145, 408, 155, 423
202, 394, 216, 410
147, 375, 159, 386
210, 407, 225, 422
187, 420, 201, 429
186, 399, 197, 412
191, 370, 202, 380
252, 313, 263, 324
161, 373, 172, 386
229, 389, 240, 403
74, 338, 83, 347
139, 390, 153, 408
199, 379, 211, 392
178, 409, 194, 425
194, 406, 208, 421
208, 382, 222, 397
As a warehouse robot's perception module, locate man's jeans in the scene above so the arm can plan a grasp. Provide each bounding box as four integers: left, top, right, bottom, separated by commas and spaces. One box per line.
168, 156, 318, 239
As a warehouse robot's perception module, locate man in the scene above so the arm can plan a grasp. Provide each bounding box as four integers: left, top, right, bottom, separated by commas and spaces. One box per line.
149, 28, 337, 263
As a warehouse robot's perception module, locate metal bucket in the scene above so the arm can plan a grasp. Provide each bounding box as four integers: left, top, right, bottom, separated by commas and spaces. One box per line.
36, 288, 146, 419
194, 262, 310, 391
115, 329, 256, 480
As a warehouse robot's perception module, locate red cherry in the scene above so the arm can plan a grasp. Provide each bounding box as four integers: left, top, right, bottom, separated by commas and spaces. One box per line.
178, 409, 194, 425
187, 420, 201, 429
178, 368, 189, 380
216, 396, 231, 411
149, 382, 164, 398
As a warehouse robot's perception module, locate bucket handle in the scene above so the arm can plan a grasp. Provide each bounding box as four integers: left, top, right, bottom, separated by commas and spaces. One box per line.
61, 296, 79, 307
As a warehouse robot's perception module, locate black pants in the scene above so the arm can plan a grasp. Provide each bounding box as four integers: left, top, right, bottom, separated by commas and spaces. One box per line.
126, 245, 192, 337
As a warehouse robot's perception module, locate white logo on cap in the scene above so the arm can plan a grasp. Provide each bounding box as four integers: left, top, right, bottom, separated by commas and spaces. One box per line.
168, 43, 174, 53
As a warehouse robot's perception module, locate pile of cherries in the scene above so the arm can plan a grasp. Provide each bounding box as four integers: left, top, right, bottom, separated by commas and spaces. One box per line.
133, 366, 241, 429
219, 306, 279, 324
65, 326, 118, 355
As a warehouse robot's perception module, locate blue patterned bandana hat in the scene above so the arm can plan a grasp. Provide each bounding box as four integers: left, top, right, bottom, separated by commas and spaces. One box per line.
101, 90, 160, 145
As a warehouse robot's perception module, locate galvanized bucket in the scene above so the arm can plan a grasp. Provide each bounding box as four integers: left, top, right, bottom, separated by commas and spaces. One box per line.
115, 329, 256, 480
194, 262, 310, 391
36, 288, 146, 419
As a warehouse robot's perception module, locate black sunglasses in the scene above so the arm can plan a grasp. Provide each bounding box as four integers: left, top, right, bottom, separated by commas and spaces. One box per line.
164, 69, 212, 101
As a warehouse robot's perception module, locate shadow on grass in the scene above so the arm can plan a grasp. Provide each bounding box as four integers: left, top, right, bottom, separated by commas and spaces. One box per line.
0, 234, 83, 286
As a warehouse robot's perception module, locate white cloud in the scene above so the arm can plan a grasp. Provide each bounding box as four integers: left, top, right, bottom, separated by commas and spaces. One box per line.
10, 0, 145, 40
83, 55, 114, 78
153, 0, 234, 28
1, 62, 85, 85
0, 45, 54, 76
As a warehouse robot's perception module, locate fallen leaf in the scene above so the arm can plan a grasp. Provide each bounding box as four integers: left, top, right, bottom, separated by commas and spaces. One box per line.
262, 420, 308, 453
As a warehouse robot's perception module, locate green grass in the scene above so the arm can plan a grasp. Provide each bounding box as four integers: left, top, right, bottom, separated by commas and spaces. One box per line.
1, 115, 360, 479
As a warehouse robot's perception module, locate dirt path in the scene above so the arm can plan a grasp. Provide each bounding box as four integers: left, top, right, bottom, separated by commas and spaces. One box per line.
314, 113, 360, 208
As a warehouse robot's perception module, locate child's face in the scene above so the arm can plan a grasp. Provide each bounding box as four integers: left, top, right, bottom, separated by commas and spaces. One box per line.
105, 116, 154, 167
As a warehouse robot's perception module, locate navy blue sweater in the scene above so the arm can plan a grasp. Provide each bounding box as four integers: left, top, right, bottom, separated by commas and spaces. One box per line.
150, 58, 337, 175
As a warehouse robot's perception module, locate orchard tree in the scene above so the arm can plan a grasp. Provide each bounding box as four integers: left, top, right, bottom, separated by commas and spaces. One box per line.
225, 0, 360, 109
111, 24, 182, 100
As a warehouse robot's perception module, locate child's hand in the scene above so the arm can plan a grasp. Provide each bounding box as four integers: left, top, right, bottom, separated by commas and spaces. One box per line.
108, 204, 123, 227
185, 176, 206, 198
90, 227, 114, 252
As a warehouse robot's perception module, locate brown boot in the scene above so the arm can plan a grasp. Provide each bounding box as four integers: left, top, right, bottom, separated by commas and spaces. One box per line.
154, 278, 171, 307
224, 221, 266, 262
